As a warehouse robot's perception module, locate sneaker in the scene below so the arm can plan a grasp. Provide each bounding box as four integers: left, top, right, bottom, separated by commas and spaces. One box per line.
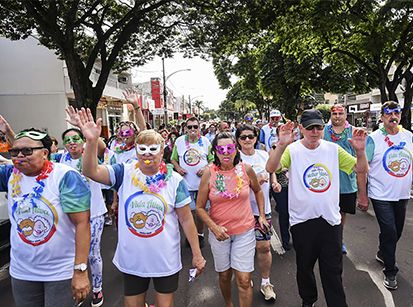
383, 275, 398, 290
104, 215, 113, 226
376, 252, 384, 265
91, 291, 104, 307
342, 243, 347, 254
302, 303, 315, 307
198, 235, 205, 249
260, 283, 276, 301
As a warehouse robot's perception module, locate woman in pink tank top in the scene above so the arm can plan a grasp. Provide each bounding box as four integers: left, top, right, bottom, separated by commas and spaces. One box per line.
196, 132, 269, 307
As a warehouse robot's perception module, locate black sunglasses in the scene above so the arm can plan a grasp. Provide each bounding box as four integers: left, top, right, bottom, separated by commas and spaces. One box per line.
239, 134, 256, 140
187, 125, 199, 130
305, 125, 324, 131
9, 146, 44, 157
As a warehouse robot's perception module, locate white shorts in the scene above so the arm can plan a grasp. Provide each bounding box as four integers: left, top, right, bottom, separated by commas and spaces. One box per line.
208, 228, 255, 273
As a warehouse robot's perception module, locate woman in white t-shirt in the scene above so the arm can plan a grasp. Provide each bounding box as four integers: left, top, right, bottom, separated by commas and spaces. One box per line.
236, 124, 278, 301
79, 109, 206, 307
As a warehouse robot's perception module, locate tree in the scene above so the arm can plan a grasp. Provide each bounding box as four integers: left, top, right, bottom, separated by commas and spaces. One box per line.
277, 0, 413, 129
0, 0, 217, 117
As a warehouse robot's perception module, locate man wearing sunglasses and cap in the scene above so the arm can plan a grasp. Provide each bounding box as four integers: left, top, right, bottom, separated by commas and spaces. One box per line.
259, 109, 282, 152
171, 117, 214, 248
359, 101, 413, 290
266, 109, 368, 307
0, 123, 91, 307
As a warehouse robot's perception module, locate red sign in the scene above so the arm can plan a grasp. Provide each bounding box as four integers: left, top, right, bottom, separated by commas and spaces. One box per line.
151, 78, 162, 108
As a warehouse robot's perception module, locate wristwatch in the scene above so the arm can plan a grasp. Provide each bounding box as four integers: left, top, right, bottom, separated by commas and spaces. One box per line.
74, 263, 88, 272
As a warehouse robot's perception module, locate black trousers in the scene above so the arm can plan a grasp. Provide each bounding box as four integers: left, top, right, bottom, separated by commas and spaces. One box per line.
291, 217, 347, 307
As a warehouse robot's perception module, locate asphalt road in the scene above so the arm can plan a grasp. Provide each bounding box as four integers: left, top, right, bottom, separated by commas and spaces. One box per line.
1, 200, 413, 307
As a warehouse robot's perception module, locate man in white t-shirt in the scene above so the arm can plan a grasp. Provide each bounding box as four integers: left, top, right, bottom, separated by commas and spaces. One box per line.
259, 109, 281, 152
171, 117, 214, 247
361, 101, 413, 290
266, 109, 368, 307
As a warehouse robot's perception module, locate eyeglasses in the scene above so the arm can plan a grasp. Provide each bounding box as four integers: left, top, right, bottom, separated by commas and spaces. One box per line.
305, 125, 324, 131
15, 130, 47, 140
239, 134, 256, 140
215, 143, 237, 155
63, 135, 83, 145
187, 125, 199, 130
9, 146, 44, 157
332, 112, 345, 116
136, 144, 161, 155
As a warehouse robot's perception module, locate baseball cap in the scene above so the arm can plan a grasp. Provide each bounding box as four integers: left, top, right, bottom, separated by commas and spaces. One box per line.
270, 109, 281, 118
300, 109, 324, 128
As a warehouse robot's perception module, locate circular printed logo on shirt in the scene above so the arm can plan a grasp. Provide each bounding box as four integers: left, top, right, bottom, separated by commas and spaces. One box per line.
303, 163, 332, 193
12, 196, 58, 246
382, 146, 411, 177
124, 191, 168, 238
183, 148, 201, 166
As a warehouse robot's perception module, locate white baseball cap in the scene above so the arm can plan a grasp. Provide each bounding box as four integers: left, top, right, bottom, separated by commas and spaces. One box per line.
270, 109, 281, 118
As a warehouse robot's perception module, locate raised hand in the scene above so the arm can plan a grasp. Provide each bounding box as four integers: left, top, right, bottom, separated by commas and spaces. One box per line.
277, 121, 295, 146
65, 106, 82, 127
77, 108, 102, 141
348, 128, 367, 152
123, 88, 141, 109
0, 115, 12, 134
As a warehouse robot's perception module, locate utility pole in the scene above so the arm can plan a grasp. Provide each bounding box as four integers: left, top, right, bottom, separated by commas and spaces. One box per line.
162, 57, 168, 125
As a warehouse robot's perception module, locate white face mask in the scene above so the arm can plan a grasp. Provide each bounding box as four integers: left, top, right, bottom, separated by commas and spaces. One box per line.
136, 144, 161, 155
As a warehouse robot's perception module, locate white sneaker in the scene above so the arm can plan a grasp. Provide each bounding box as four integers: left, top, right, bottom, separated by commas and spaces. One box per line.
260, 283, 276, 300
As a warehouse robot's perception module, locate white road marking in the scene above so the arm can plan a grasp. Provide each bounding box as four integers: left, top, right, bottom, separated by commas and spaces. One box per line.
347, 253, 395, 307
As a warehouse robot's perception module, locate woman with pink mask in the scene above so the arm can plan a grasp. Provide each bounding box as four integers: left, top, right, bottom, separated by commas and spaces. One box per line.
196, 132, 269, 307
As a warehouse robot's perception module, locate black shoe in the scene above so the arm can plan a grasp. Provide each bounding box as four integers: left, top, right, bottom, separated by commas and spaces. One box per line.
383, 275, 398, 290
198, 235, 205, 249
302, 303, 315, 307
283, 243, 292, 251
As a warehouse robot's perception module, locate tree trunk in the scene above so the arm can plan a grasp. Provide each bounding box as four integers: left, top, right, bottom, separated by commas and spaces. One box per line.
401, 71, 413, 131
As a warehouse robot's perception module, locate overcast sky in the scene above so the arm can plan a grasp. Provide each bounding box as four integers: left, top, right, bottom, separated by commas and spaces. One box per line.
132, 54, 227, 110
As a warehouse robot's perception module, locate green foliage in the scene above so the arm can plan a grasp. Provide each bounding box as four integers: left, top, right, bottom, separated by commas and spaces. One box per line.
315, 104, 332, 122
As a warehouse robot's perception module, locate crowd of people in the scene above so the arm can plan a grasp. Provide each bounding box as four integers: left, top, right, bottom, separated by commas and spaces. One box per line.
0, 100, 411, 307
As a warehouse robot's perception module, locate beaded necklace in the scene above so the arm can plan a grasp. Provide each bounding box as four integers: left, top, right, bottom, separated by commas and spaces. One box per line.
214, 164, 244, 199
328, 121, 350, 142
10, 160, 54, 206
185, 134, 203, 151
131, 161, 173, 194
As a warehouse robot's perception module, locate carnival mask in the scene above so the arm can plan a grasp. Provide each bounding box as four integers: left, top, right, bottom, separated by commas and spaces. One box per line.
215, 143, 237, 155
136, 144, 161, 155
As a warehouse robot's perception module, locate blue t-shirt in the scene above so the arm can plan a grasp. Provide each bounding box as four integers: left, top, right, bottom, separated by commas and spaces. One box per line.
323, 125, 357, 194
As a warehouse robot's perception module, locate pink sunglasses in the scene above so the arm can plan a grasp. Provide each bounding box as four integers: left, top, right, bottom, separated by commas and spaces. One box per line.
118, 129, 135, 137
215, 143, 237, 155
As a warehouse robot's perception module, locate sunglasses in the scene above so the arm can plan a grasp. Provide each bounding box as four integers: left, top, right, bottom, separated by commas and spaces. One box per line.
118, 128, 135, 138
305, 125, 324, 131
187, 125, 199, 130
239, 134, 256, 141
9, 146, 44, 157
63, 135, 83, 145
15, 130, 47, 140
215, 143, 237, 155
383, 107, 401, 115
136, 144, 161, 155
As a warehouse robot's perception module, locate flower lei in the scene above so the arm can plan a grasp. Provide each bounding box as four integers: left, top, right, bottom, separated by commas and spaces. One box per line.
214, 164, 244, 199
380, 126, 405, 149
131, 161, 173, 193
10, 160, 54, 206
185, 134, 203, 151
114, 141, 135, 154
328, 121, 350, 142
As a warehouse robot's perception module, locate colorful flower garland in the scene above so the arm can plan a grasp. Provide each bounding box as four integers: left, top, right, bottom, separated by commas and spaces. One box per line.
11, 160, 54, 206
328, 121, 350, 142
380, 125, 405, 148
214, 164, 244, 199
185, 134, 203, 151
131, 161, 173, 194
